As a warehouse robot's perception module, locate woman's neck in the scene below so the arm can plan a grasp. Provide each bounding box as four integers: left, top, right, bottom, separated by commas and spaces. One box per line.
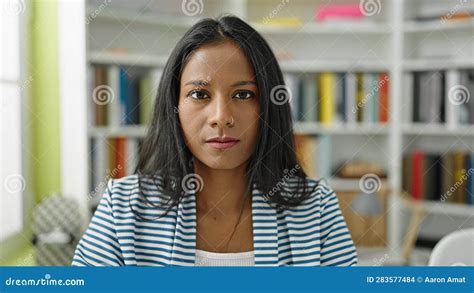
193, 159, 251, 216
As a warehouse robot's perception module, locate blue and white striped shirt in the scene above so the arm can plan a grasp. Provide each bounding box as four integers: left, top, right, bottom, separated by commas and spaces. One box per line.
72, 175, 357, 266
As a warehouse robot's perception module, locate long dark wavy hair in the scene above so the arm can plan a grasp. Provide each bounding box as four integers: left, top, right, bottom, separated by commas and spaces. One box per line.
134, 15, 318, 218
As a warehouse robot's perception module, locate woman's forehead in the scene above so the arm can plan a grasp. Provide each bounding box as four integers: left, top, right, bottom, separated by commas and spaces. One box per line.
181, 40, 255, 83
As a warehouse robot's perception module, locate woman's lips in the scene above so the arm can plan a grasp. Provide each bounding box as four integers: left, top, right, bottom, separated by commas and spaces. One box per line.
206, 140, 239, 149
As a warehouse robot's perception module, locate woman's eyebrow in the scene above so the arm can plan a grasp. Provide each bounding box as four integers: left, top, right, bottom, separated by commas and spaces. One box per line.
230, 80, 257, 87
184, 80, 209, 87
183, 80, 257, 87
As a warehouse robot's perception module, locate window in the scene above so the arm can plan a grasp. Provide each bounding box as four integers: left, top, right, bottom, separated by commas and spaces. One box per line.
0, 3, 24, 241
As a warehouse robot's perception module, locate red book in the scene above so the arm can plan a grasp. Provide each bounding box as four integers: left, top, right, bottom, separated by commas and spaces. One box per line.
412, 150, 424, 201
379, 73, 389, 123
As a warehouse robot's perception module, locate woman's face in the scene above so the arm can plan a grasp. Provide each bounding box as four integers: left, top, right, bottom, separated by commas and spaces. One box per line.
178, 39, 261, 170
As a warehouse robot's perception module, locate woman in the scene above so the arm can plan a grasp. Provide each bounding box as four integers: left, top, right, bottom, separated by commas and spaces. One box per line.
72, 15, 357, 267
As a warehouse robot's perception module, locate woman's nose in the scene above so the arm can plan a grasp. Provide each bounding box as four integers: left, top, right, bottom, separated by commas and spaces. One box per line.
209, 95, 234, 128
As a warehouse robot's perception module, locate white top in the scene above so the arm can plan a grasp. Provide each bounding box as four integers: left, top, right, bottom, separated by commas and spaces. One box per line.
194, 249, 255, 266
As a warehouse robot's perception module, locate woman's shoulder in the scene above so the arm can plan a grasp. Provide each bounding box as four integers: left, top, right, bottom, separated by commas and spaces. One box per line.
283, 176, 338, 210
105, 174, 169, 203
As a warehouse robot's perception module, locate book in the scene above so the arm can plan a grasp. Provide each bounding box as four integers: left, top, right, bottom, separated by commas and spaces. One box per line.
413, 71, 445, 123
362, 72, 375, 124
356, 73, 364, 122
302, 75, 318, 122
379, 73, 389, 123
335, 73, 345, 124
93, 66, 108, 126
319, 72, 336, 125
453, 152, 467, 204
107, 66, 122, 126
115, 137, 127, 178
315, 4, 366, 22
284, 73, 300, 121
412, 150, 424, 201
344, 72, 357, 125
445, 69, 461, 128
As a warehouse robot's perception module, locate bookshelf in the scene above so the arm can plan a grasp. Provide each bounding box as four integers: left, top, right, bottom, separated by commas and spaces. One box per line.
59, 0, 474, 264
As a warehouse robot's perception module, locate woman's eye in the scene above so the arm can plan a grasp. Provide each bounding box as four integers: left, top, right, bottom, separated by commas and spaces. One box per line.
187, 90, 209, 100
233, 90, 255, 100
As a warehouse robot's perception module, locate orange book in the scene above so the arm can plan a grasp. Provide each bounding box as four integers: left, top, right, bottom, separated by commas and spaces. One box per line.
114, 138, 127, 178
379, 73, 389, 123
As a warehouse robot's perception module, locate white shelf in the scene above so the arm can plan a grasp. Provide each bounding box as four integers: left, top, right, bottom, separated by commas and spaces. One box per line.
89, 126, 148, 138
328, 177, 388, 192
403, 58, 474, 71
252, 22, 390, 35
279, 59, 389, 72
402, 123, 474, 136
88, 51, 388, 72
86, 5, 196, 28
404, 19, 474, 33
294, 122, 389, 135
412, 200, 474, 218
88, 51, 168, 67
